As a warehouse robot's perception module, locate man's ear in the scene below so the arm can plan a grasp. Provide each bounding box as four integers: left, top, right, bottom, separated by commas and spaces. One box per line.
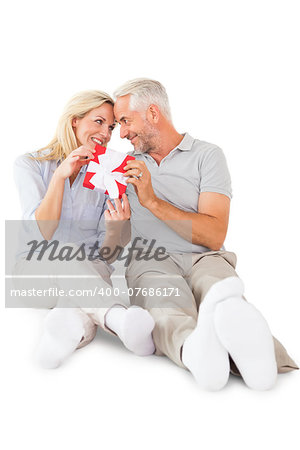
147, 104, 160, 123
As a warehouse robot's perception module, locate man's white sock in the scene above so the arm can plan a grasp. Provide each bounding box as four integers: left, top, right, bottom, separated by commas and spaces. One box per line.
36, 309, 84, 369
182, 277, 244, 391
214, 297, 277, 390
182, 310, 230, 390
105, 305, 155, 356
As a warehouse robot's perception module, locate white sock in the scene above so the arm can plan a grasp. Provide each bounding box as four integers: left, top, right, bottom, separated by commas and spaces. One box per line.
105, 305, 155, 356
182, 310, 230, 391
36, 309, 84, 369
182, 276, 244, 391
214, 297, 277, 390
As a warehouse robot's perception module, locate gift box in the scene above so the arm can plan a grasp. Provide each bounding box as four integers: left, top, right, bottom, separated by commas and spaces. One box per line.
83, 143, 135, 199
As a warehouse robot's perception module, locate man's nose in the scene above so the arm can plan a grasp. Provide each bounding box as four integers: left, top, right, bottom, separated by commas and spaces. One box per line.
120, 125, 128, 139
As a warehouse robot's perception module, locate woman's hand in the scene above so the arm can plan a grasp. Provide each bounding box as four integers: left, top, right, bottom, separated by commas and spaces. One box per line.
55, 146, 95, 180
104, 194, 131, 222
100, 194, 131, 260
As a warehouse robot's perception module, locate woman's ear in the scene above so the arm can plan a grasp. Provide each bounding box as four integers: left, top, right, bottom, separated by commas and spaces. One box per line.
72, 117, 78, 128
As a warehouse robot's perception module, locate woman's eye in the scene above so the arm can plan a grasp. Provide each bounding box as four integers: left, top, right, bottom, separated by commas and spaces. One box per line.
96, 119, 103, 125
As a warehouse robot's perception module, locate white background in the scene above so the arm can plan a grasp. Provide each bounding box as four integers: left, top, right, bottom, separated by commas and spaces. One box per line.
1, 0, 299, 449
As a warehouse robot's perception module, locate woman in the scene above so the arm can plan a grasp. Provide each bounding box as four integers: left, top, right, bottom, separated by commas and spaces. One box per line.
13, 90, 155, 368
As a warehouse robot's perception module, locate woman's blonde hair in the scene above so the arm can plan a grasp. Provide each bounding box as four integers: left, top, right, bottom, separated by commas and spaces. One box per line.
36, 90, 114, 161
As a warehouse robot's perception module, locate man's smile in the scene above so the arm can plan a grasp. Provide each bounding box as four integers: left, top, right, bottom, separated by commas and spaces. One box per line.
128, 134, 138, 144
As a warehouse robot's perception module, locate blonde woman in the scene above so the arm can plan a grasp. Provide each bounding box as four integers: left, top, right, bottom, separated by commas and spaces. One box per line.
13, 90, 155, 368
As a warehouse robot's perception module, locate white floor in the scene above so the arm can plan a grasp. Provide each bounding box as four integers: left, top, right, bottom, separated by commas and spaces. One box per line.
1, 305, 299, 450
2, 1, 300, 448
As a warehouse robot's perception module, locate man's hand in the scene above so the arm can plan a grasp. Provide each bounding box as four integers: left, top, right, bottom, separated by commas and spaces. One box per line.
124, 160, 157, 209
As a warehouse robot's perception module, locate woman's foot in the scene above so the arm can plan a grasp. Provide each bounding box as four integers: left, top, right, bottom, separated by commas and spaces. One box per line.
36, 309, 84, 369
105, 305, 155, 356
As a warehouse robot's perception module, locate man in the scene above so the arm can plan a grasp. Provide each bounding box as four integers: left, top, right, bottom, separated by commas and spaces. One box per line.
113, 78, 298, 390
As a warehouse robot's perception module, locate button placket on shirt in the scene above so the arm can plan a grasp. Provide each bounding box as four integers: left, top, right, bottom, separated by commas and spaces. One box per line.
63, 177, 74, 242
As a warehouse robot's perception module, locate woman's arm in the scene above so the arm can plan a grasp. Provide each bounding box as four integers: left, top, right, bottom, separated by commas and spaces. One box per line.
34, 171, 65, 240
35, 146, 95, 240
99, 195, 131, 264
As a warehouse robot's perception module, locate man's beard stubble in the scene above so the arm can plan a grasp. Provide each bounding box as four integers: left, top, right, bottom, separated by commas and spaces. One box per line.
134, 120, 161, 154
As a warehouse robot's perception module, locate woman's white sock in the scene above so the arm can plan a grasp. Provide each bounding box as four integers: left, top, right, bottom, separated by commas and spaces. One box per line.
214, 297, 277, 390
182, 277, 245, 390
36, 309, 84, 369
105, 305, 155, 356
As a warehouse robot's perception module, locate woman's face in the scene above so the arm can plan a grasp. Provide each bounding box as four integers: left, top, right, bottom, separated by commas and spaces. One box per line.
72, 102, 116, 148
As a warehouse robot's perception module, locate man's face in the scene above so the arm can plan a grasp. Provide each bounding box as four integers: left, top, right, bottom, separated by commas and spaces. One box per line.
114, 95, 160, 153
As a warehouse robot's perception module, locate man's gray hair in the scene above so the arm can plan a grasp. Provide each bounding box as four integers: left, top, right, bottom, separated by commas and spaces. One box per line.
114, 78, 172, 122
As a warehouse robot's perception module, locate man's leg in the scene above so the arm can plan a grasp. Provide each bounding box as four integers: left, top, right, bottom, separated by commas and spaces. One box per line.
185, 251, 298, 389
126, 252, 198, 368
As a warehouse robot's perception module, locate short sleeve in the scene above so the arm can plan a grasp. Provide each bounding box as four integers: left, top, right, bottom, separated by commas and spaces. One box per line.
199, 147, 232, 199
13, 154, 46, 219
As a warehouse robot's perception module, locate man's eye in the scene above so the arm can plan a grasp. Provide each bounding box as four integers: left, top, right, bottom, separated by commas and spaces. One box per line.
109, 125, 115, 131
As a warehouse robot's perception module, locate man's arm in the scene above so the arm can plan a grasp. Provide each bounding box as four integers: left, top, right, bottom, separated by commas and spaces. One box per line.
149, 192, 230, 250
124, 160, 230, 251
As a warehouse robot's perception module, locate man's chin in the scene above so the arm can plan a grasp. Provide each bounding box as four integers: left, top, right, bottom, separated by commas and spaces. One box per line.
133, 146, 147, 154
130, 139, 149, 154
131, 142, 142, 152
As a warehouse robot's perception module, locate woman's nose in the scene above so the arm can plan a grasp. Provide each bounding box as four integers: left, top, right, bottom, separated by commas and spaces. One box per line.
100, 125, 111, 140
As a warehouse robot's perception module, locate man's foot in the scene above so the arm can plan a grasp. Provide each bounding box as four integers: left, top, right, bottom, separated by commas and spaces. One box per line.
182, 277, 244, 390
182, 310, 230, 391
214, 297, 277, 390
36, 309, 84, 369
105, 305, 155, 356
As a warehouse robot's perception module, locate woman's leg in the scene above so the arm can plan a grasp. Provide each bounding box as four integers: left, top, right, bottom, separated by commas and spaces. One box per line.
35, 248, 155, 367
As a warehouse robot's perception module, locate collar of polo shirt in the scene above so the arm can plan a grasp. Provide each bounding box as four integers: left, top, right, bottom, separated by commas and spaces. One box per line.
176, 133, 194, 151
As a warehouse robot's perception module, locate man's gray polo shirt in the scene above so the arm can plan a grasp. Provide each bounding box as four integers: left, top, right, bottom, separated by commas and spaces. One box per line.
126, 133, 232, 254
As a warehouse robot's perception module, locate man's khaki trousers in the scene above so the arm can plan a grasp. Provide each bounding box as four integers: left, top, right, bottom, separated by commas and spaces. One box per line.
126, 250, 298, 374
